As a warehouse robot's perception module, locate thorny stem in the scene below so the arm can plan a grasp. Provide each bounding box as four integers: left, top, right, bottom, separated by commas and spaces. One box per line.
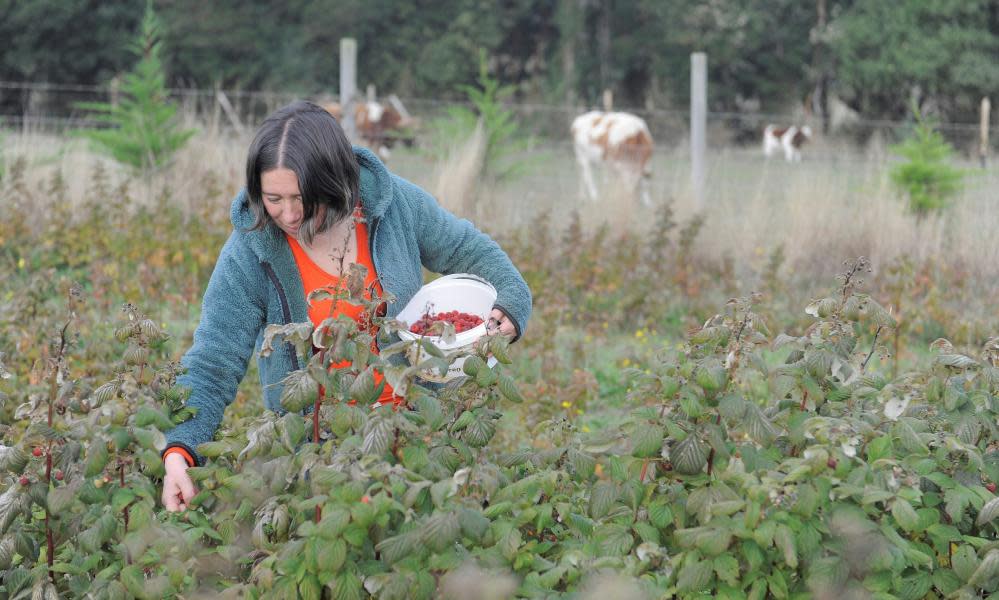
734, 310, 750, 344
862, 326, 884, 372
44, 318, 70, 583
840, 257, 868, 299
120, 463, 130, 535
639, 458, 650, 483
892, 301, 902, 380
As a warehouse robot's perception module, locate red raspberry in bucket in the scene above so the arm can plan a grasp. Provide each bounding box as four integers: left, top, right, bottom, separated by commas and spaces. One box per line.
409, 311, 484, 335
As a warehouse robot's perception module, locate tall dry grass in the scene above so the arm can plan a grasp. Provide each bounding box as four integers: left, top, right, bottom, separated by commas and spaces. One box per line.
5, 118, 998, 291
394, 134, 999, 290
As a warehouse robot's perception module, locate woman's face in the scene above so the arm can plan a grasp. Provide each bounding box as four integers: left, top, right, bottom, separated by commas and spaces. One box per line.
261, 168, 304, 236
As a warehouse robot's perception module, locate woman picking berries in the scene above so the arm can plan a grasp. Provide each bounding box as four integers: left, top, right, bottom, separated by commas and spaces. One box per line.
160, 101, 531, 512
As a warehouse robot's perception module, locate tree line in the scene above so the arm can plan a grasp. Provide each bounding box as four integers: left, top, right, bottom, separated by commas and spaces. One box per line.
1, 0, 997, 124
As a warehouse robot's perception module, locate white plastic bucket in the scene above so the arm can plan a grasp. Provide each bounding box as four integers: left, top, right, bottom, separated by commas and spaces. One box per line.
396, 274, 496, 382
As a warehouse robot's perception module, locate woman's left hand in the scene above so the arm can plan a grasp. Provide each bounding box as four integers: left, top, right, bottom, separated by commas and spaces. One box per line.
486, 309, 516, 337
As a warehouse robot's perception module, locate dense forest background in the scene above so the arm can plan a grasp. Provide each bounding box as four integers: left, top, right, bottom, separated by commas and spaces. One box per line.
1, 0, 998, 124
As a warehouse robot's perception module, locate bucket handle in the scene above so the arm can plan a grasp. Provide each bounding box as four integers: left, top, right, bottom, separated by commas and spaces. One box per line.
430, 273, 496, 292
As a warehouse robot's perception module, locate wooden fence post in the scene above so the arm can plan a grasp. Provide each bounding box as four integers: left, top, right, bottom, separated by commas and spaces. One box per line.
980, 97, 990, 169
602, 88, 613, 112
340, 38, 358, 141
690, 52, 707, 211
215, 88, 244, 134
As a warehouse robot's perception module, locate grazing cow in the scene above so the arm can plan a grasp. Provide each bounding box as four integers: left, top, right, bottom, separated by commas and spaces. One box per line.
571, 110, 654, 206
323, 100, 415, 160
763, 124, 813, 162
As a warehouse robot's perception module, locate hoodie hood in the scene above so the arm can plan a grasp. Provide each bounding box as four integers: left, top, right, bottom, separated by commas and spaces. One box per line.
229, 146, 395, 263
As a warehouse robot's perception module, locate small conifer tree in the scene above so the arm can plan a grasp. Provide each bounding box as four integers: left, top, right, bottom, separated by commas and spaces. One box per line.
77, 2, 195, 173
889, 105, 963, 218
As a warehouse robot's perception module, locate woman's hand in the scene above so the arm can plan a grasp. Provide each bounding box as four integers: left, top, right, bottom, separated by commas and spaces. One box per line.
486, 308, 516, 337
161, 453, 198, 512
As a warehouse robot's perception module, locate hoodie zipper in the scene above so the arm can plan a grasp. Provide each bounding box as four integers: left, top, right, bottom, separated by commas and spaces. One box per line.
261, 261, 301, 372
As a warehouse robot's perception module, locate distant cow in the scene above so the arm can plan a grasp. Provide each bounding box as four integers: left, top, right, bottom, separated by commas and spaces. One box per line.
763, 124, 812, 162
571, 110, 654, 206
324, 100, 415, 160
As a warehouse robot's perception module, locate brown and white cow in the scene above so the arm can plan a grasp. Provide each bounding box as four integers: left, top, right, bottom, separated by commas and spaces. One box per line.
571, 110, 654, 206
762, 124, 812, 162
324, 100, 414, 160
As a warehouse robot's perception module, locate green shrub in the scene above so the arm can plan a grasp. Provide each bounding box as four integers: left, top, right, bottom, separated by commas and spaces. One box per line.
428, 49, 534, 184
76, 2, 195, 173
889, 108, 963, 218
6, 253, 999, 598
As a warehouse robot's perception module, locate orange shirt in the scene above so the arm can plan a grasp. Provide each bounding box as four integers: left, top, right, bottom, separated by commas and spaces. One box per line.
163, 208, 396, 468
286, 206, 396, 405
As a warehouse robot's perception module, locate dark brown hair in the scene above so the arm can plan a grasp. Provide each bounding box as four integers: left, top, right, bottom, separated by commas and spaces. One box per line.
245, 100, 359, 244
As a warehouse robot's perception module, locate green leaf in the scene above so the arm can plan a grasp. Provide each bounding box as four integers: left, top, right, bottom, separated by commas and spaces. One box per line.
968, 549, 999, 587
896, 571, 931, 600
349, 367, 378, 405
280, 412, 307, 448
952, 544, 980, 582
677, 557, 714, 593
672, 434, 708, 475
892, 498, 920, 532
463, 412, 497, 448
134, 406, 175, 431
648, 500, 673, 529
46, 484, 77, 515
316, 538, 348, 573
589, 481, 618, 519
361, 415, 393, 456
774, 524, 798, 569
632, 521, 661, 545
375, 530, 421, 565
718, 394, 747, 421
452, 410, 474, 432
976, 496, 999, 527
866, 435, 892, 462
196, 441, 229, 459
84, 442, 109, 477
567, 449, 596, 480
329, 571, 364, 600
0, 446, 29, 474
497, 373, 524, 403
458, 508, 490, 542
744, 403, 777, 445
595, 523, 634, 556
695, 529, 732, 556
931, 569, 962, 595
895, 421, 929, 455
631, 424, 664, 458
713, 554, 740, 586
767, 570, 789, 599
342, 523, 368, 547
421, 511, 460, 552
120, 565, 147, 599
944, 487, 970, 523
279, 369, 317, 413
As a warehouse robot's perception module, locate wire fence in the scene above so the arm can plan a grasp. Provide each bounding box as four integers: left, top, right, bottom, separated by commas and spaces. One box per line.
0, 80, 993, 160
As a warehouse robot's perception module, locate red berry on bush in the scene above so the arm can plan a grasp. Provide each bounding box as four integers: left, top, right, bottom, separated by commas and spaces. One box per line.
987, 483, 997, 493
32, 447, 43, 457
361, 495, 371, 504
19, 476, 30, 486
54, 470, 64, 481
827, 457, 838, 469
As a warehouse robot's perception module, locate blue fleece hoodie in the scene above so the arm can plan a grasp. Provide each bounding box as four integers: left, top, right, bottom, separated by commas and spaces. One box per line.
163, 147, 531, 465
